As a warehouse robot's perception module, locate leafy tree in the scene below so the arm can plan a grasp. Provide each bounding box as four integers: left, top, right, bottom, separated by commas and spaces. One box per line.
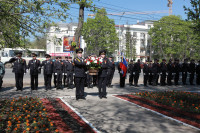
28, 36, 47, 49
0, 0, 71, 48
149, 15, 199, 61
81, 8, 119, 55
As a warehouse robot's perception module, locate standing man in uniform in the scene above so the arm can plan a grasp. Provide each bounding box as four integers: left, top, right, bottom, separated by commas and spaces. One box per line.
107, 56, 115, 88
189, 59, 196, 85
133, 59, 141, 87
74, 48, 87, 100
53, 56, 59, 88
128, 60, 134, 86
98, 50, 108, 99
196, 60, 200, 85
28, 53, 41, 90
63, 56, 69, 87
160, 59, 167, 86
143, 60, 149, 87
66, 56, 74, 89
167, 59, 173, 86
12, 52, 27, 91
41, 54, 54, 91
181, 59, 189, 85
152, 59, 159, 86
174, 59, 181, 85
54, 56, 64, 89
0, 57, 5, 90
148, 60, 153, 85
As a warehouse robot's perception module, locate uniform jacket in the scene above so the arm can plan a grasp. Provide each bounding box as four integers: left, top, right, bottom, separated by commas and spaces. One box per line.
0, 62, 5, 76
41, 60, 54, 75
143, 63, 149, 74
28, 59, 41, 75
196, 64, 200, 74
66, 61, 74, 72
174, 62, 181, 73
160, 62, 167, 73
181, 63, 189, 73
128, 63, 134, 73
167, 63, 173, 74
74, 57, 86, 77
107, 60, 115, 74
152, 63, 160, 74
53, 60, 64, 73
189, 62, 196, 73
133, 62, 141, 73
12, 58, 27, 74
98, 58, 108, 77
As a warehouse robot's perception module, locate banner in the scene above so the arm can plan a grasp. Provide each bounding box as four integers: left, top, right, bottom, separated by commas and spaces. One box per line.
63, 36, 76, 52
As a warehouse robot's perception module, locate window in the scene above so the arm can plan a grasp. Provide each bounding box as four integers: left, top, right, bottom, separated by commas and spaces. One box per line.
148, 25, 151, 29
56, 47, 61, 52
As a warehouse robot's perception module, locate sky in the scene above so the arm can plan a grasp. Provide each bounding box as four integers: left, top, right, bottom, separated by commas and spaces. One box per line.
66, 0, 191, 25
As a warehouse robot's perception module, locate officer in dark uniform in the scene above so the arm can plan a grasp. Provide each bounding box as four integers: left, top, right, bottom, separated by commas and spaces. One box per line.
41, 54, 54, 91
28, 53, 41, 90
107, 56, 115, 88
133, 59, 141, 87
54, 56, 64, 89
196, 60, 200, 85
12, 52, 27, 91
74, 48, 87, 100
53, 56, 59, 88
128, 60, 134, 86
181, 59, 189, 85
66, 56, 74, 89
189, 59, 196, 85
63, 56, 69, 87
98, 50, 108, 99
148, 60, 153, 85
143, 60, 149, 86
152, 59, 159, 86
167, 59, 173, 86
86, 55, 93, 88
160, 59, 167, 86
174, 59, 181, 85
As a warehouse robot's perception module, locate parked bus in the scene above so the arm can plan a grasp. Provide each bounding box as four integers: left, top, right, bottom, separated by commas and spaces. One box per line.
0, 48, 46, 68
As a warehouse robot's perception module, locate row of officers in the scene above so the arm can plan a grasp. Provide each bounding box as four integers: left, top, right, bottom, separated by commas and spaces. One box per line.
126, 59, 200, 87
10, 49, 115, 100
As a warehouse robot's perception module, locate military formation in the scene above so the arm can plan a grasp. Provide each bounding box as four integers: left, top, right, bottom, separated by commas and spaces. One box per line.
127, 59, 200, 87
0, 49, 115, 100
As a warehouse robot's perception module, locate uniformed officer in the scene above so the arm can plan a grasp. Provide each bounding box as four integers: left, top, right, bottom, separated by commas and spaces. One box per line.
148, 60, 153, 85
41, 54, 54, 91
152, 59, 159, 86
196, 60, 200, 85
98, 50, 108, 99
0, 57, 5, 89
173, 59, 181, 85
74, 48, 87, 100
86, 54, 93, 88
189, 59, 196, 85
128, 60, 134, 86
28, 53, 41, 90
143, 60, 149, 86
66, 56, 74, 89
54, 56, 64, 89
53, 56, 59, 88
167, 59, 173, 86
107, 56, 115, 88
12, 52, 27, 91
181, 59, 189, 85
133, 59, 141, 87
63, 56, 69, 87
160, 59, 167, 86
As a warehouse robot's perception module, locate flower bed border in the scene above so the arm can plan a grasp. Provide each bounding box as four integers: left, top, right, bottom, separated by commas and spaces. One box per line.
115, 94, 200, 129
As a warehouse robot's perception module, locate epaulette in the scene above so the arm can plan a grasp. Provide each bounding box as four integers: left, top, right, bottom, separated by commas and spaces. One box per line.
75, 58, 81, 62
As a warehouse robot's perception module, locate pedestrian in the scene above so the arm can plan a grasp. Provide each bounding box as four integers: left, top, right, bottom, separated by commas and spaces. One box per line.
107, 56, 115, 88
28, 53, 41, 90
133, 59, 141, 87
152, 59, 159, 86
143, 60, 149, 86
54, 56, 64, 89
41, 54, 54, 91
189, 59, 196, 85
160, 59, 167, 86
173, 59, 181, 85
128, 60, 134, 86
0, 57, 5, 89
74, 48, 87, 100
86, 54, 93, 88
148, 60, 153, 85
196, 60, 200, 85
12, 52, 27, 91
98, 50, 108, 99
167, 59, 173, 86
181, 59, 189, 85
66, 56, 74, 89
63, 56, 69, 87
53, 56, 59, 88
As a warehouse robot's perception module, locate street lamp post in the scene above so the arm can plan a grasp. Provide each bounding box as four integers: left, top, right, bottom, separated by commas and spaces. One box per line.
118, 12, 125, 62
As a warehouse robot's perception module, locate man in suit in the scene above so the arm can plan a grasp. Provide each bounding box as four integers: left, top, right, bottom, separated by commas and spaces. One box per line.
107, 56, 115, 88
128, 60, 134, 86
63, 56, 69, 87
181, 59, 189, 85
54, 56, 64, 89
143, 60, 149, 86
148, 60, 153, 85
167, 59, 173, 86
189, 59, 196, 85
174, 59, 181, 85
66, 56, 74, 89
74, 48, 87, 100
196, 60, 200, 85
28, 53, 41, 90
160, 59, 167, 86
152, 59, 159, 86
12, 52, 27, 91
133, 59, 141, 87
53, 56, 59, 88
41, 54, 54, 91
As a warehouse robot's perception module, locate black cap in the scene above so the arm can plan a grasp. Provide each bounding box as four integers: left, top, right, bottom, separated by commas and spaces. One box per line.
32, 53, 37, 57
137, 59, 140, 62
109, 56, 113, 58
56, 56, 59, 59
154, 59, 158, 61
149, 60, 152, 62
76, 48, 83, 54
130, 60, 133, 62
99, 50, 106, 56
191, 59, 195, 61
68, 56, 72, 59
184, 59, 188, 61
162, 59, 166, 61
57, 56, 62, 59
198, 60, 200, 63
45, 54, 51, 58
65, 56, 69, 59
169, 59, 172, 62
15, 51, 22, 56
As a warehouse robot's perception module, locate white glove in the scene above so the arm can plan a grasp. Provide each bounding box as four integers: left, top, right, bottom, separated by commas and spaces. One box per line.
24, 73, 26, 75
144, 73, 146, 75
133, 72, 135, 75
62, 73, 65, 75
26, 69, 29, 73
55, 73, 57, 75
65, 73, 67, 75
73, 73, 75, 76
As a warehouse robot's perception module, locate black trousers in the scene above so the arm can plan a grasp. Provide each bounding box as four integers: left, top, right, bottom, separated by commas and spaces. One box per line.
44, 74, 52, 90
75, 77, 85, 98
129, 74, 134, 85
98, 77, 107, 97
189, 73, 195, 85
63, 75, 67, 87
56, 72, 63, 89
120, 73, 125, 87
66, 72, 74, 88
54, 74, 57, 87
182, 72, 187, 85
15, 73, 24, 90
143, 73, 149, 86
174, 73, 179, 85
87, 74, 93, 86
93, 75, 98, 86
148, 73, 153, 85
160, 73, 166, 86
31, 74, 38, 90
0, 76, 3, 88
134, 73, 139, 86
107, 69, 113, 86
196, 74, 200, 85
167, 73, 172, 85
153, 73, 158, 86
